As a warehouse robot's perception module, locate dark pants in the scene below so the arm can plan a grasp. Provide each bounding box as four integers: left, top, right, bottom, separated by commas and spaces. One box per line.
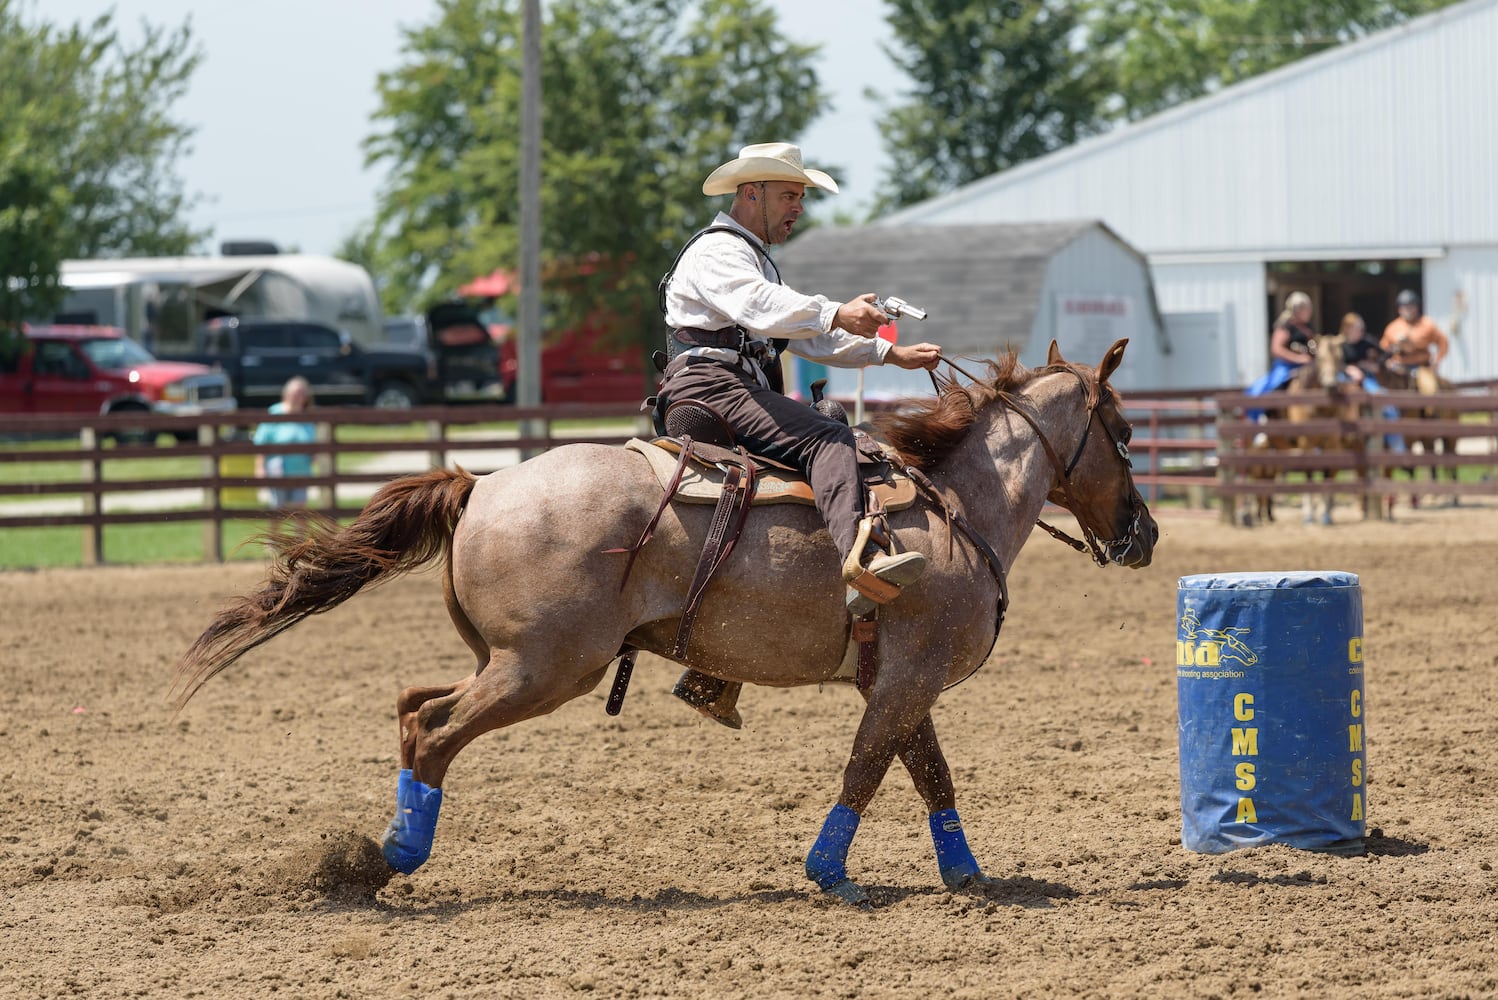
662, 356, 864, 560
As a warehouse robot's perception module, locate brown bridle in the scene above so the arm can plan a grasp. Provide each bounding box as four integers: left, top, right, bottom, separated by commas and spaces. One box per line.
931, 358, 1142, 567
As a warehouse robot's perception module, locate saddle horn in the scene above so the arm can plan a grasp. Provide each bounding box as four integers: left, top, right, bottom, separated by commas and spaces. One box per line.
809, 378, 849, 426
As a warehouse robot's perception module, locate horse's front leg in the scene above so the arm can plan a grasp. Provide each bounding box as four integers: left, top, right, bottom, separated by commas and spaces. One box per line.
805, 665, 944, 905
896, 714, 988, 891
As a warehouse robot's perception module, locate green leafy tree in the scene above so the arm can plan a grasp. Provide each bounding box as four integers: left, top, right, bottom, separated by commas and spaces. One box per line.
869, 0, 1463, 215
870, 0, 1108, 215
0, 1, 205, 325
1087, 0, 1465, 122
363, 0, 828, 341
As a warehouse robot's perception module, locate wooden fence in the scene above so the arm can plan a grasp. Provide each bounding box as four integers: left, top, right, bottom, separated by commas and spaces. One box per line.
0, 403, 648, 564
1120, 389, 1222, 506
3, 382, 1495, 565
1214, 385, 1498, 522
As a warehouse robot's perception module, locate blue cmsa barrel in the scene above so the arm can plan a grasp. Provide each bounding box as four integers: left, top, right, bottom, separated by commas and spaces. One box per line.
1176, 571, 1367, 855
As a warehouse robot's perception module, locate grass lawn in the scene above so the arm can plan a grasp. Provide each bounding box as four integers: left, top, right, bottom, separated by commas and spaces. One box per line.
0, 512, 371, 571
2, 520, 270, 570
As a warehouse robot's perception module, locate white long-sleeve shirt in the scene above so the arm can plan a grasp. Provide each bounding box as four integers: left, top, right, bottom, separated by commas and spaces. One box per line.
663, 213, 890, 378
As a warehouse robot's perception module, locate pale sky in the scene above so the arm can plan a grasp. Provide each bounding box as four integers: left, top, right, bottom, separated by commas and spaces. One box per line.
40, 0, 901, 257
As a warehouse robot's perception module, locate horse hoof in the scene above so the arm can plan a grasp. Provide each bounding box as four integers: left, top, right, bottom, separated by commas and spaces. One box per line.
822, 878, 871, 907
952, 872, 994, 893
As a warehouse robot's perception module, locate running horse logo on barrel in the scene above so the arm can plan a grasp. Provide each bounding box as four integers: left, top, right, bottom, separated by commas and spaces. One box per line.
1178, 608, 1259, 667
172, 340, 1157, 906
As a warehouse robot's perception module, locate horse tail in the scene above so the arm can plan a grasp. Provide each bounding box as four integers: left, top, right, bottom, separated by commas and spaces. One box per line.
173, 467, 478, 708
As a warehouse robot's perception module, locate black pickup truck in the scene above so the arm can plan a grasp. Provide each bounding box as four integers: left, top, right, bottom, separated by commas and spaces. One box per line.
156, 317, 441, 409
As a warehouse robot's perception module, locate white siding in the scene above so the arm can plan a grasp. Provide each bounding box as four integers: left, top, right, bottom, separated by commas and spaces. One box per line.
882, 0, 1498, 257
1150, 261, 1268, 384
804, 227, 1169, 396
1036, 228, 1169, 389
1425, 248, 1498, 382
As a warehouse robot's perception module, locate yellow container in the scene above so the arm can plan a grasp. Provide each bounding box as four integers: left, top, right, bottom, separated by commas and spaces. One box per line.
218, 454, 259, 508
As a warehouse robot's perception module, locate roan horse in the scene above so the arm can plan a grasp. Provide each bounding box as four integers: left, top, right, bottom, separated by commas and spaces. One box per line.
174, 339, 1157, 905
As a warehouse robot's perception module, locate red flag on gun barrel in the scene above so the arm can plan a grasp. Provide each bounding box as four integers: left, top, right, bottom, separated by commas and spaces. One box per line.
877, 321, 898, 344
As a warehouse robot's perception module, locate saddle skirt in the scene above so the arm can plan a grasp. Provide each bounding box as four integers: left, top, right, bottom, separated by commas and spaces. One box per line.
625, 435, 918, 511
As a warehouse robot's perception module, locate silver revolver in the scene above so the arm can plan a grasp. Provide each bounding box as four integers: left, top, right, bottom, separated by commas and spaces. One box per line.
873, 296, 928, 321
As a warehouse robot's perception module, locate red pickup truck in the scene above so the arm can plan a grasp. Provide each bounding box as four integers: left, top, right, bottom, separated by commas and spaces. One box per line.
0, 325, 237, 435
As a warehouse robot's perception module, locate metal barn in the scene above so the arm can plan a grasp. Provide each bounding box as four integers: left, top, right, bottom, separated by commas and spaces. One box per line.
774, 220, 1178, 399
876, 0, 1498, 385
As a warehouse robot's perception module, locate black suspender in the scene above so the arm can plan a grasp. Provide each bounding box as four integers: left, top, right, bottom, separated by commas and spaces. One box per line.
657, 224, 789, 393
656, 225, 782, 317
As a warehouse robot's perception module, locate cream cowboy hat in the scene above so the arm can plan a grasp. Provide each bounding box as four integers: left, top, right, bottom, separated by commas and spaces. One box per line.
702, 142, 840, 197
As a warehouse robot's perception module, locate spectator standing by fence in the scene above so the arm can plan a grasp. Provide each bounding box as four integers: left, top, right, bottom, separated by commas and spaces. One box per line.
253, 376, 316, 512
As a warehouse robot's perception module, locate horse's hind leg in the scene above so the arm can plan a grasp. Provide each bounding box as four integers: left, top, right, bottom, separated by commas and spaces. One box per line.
382, 647, 610, 874
392, 557, 494, 769
397, 679, 470, 769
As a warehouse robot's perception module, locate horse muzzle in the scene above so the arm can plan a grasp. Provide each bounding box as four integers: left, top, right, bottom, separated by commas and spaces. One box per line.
1105, 503, 1158, 568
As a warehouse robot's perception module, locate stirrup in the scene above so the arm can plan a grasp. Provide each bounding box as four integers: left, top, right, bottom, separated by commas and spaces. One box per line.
671, 670, 743, 730
842, 517, 926, 616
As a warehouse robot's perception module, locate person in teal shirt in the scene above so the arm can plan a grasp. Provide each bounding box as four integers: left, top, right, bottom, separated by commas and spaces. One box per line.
253, 376, 316, 510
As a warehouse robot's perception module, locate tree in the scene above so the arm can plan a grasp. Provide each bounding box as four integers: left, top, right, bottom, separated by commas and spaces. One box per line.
362, 0, 828, 339
867, 0, 1465, 216
1086, 0, 1466, 122
0, 1, 205, 325
870, 0, 1109, 215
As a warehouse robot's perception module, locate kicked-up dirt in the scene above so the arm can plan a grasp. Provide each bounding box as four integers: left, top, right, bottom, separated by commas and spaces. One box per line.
2, 503, 1496, 998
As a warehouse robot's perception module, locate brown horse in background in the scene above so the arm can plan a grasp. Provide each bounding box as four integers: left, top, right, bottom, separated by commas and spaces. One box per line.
173, 340, 1157, 906
1384, 365, 1461, 508
1241, 337, 1355, 525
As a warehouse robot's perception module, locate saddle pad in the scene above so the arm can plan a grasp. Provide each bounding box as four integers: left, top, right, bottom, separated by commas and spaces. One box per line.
625, 437, 917, 510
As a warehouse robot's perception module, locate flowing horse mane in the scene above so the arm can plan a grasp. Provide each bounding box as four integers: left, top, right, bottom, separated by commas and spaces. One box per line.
871, 350, 1116, 470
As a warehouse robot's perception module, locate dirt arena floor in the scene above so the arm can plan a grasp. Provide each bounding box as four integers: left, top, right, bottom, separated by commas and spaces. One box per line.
3, 501, 1496, 999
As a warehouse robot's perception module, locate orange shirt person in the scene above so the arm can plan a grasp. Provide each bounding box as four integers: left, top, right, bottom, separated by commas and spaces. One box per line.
1381, 289, 1448, 372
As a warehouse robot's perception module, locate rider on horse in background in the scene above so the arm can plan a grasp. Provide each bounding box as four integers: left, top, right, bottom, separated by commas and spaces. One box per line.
656, 142, 942, 728
1246, 291, 1317, 397
1244, 290, 1317, 434
1381, 289, 1449, 395
1339, 311, 1406, 453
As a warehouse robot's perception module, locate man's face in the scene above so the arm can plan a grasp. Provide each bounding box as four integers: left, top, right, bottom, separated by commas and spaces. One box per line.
1399, 302, 1420, 321
758, 181, 806, 245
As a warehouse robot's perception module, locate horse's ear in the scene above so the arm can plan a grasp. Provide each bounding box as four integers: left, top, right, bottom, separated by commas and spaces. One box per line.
1098, 339, 1129, 384
1047, 340, 1064, 366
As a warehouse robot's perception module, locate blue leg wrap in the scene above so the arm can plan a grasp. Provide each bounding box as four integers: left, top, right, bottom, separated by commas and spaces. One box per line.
805, 803, 861, 890
381, 768, 444, 874
929, 808, 983, 889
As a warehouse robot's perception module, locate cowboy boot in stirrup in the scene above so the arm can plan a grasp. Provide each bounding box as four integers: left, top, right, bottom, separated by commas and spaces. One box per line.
843, 516, 926, 617
672, 669, 743, 729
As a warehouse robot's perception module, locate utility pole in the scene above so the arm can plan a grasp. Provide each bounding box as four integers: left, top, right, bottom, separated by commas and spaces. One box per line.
518, 0, 543, 451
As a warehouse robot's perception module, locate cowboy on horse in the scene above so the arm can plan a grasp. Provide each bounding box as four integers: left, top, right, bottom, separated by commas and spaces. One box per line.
655, 142, 944, 727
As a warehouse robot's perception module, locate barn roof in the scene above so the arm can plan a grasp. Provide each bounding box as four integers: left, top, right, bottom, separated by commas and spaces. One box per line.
774, 219, 1142, 356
